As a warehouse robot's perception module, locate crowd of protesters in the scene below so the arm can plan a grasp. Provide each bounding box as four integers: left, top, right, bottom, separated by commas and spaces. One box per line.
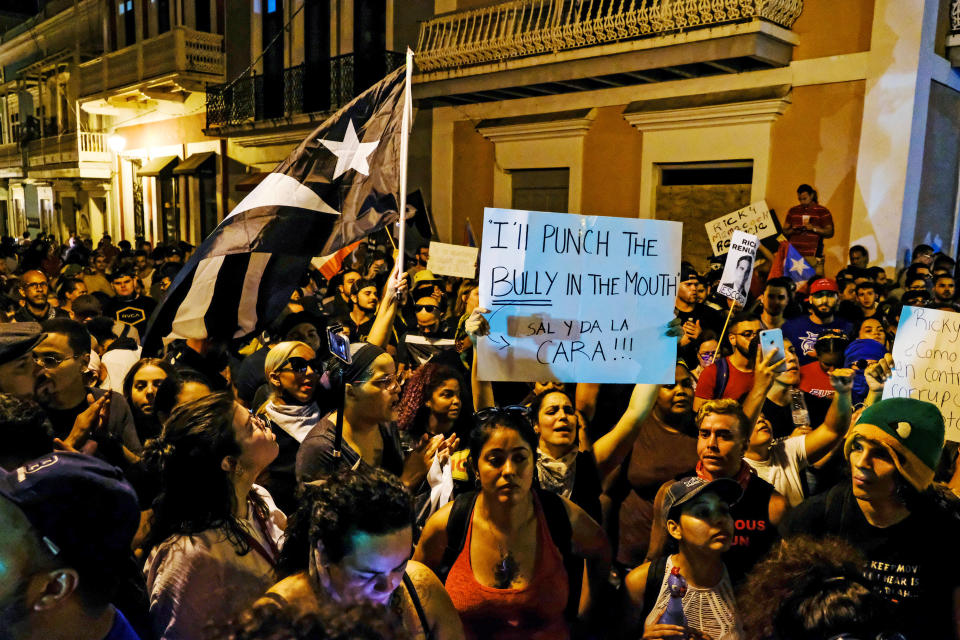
2, 182, 960, 640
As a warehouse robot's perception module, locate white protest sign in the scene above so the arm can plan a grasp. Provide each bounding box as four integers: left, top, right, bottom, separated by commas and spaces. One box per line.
478, 207, 681, 384
716, 230, 758, 307
427, 241, 479, 279
883, 306, 960, 440
705, 201, 776, 256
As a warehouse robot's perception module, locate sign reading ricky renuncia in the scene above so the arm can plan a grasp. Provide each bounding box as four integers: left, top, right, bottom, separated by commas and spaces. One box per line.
477, 207, 681, 384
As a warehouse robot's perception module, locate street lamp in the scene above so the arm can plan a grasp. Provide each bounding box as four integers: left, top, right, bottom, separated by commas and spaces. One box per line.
107, 134, 127, 153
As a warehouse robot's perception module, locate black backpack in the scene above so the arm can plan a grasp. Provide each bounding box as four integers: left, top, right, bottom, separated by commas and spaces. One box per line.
437, 488, 581, 619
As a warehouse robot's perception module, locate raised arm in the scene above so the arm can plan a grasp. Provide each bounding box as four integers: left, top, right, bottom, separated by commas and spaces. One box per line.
563, 496, 612, 625
741, 347, 784, 431
591, 383, 658, 478
367, 269, 407, 348
863, 353, 894, 408
465, 307, 495, 410
576, 383, 600, 424
803, 368, 853, 464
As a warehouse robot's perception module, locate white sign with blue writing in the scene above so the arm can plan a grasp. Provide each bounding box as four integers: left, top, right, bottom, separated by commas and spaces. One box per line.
477, 207, 682, 384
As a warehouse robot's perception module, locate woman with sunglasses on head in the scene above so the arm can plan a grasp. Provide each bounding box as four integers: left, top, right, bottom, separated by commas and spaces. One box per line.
142, 392, 284, 640
467, 307, 660, 523
258, 468, 465, 640
258, 340, 322, 514
414, 408, 611, 639
619, 477, 743, 640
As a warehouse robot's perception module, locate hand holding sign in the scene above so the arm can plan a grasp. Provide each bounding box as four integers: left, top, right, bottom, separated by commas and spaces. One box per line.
705, 201, 777, 256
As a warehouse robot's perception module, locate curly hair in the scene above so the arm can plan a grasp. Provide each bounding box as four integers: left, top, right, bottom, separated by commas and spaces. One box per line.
395, 363, 463, 435
277, 467, 413, 577
738, 536, 889, 640
219, 600, 410, 640
142, 392, 267, 556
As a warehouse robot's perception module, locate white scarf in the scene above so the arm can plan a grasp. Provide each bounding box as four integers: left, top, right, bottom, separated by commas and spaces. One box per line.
536, 448, 579, 498
263, 400, 320, 443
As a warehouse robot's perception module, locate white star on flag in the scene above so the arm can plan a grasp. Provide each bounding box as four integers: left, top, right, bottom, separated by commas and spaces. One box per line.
790, 257, 809, 276
319, 119, 380, 179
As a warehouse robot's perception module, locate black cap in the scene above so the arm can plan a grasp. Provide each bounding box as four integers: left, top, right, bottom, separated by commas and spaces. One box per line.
662, 476, 742, 522
0, 322, 43, 364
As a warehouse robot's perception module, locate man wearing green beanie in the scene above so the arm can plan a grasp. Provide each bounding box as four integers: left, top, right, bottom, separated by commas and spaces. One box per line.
783, 396, 960, 639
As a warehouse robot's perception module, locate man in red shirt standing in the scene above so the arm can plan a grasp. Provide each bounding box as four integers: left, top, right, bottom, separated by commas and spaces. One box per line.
694, 312, 760, 410
783, 184, 834, 258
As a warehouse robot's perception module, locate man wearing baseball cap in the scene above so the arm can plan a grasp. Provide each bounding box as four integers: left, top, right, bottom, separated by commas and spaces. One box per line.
0, 322, 43, 399
782, 277, 853, 366
783, 397, 960, 638
0, 452, 144, 639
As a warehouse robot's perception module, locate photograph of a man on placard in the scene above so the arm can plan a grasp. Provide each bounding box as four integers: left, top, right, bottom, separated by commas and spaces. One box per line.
717, 230, 758, 306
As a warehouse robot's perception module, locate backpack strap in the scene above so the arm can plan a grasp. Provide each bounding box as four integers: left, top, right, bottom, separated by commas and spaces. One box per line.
535, 488, 580, 620
714, 357, 730, 399
641, 554, 669, 624
402, 572, 433, 640
437, 491, 478, 584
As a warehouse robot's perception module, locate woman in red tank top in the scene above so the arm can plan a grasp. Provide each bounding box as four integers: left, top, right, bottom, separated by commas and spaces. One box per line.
414, 408, 611, 640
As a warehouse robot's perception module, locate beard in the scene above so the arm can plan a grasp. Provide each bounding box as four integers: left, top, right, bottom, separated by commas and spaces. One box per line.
0, 576, 32, 640
737, 340, 759, 361
811, 304, 835, 320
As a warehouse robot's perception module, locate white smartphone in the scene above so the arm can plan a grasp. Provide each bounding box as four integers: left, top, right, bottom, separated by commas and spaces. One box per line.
759, 328, 787, 372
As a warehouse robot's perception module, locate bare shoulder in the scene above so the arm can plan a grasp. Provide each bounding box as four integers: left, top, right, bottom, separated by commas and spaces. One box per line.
624, 561, 652, 606
405, 560, 445, 593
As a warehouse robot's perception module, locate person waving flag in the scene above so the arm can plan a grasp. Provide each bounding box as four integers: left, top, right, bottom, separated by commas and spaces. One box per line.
144, 58, 412, 353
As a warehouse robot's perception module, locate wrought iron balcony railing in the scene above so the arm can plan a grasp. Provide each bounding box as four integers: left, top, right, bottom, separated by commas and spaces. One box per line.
953, 0, 960, 33
416, 0, 804, 73
205, 51, 405, 129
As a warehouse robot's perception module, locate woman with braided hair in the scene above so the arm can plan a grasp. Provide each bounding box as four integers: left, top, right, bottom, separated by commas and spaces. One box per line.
142, 392, 284, 640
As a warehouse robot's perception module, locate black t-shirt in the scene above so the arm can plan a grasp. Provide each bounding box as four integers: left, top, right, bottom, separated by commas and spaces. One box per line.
761, 391, 834, 440
296, 417, 405, 482
783, 483, 960, 638
105, 295, 157, 334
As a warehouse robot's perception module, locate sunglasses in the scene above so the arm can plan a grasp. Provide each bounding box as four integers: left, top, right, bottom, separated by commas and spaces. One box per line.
33, 352, 81, 369
414, 304, 439, 313
279, 356, 320, 375
474, 405, 532, 427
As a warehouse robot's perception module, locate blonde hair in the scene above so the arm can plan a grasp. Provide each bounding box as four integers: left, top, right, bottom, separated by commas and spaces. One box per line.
264, 340, 314, 379
696, 398, 750, 441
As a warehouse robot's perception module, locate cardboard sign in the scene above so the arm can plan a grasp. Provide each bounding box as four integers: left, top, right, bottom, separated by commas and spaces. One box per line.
716, 230, 758, 306
705, 201, 776, 256
883, 306, 960, 440
427, 241, 479, 279
477, 207, 681, 384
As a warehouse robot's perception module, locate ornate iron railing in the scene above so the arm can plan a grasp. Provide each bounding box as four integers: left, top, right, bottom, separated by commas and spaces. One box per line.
415, 0, 804, 72
952, 0, 960, 33
206, 51, 405, 128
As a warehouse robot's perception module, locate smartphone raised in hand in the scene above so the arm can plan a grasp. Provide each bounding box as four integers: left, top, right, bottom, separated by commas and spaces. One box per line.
759, 328, 787, 373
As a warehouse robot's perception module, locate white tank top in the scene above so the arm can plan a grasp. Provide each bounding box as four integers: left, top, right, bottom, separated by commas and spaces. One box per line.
644, 555, 743, 640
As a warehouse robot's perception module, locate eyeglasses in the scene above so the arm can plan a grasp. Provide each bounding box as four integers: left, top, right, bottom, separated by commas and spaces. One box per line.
414, 304, 439, 314
24, 282, 48, 290
474, 405, 532, 427
358, 373, 402, 390
278, 356, 320, 375
33, 352, 80, 369
733, 331, 758, 339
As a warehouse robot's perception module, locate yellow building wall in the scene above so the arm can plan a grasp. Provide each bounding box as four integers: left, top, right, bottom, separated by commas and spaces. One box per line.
451, 120, 494, 244
115, 113, 214, 150
791, 0, 874, 60
581, 105, 641, 218
767, 80, 866, 275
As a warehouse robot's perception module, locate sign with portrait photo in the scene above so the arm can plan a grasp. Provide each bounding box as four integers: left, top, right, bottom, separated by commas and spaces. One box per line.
716, 230, 758, 306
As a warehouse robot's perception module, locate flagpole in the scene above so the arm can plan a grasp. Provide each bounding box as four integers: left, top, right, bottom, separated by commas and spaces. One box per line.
396, 48, 414, 279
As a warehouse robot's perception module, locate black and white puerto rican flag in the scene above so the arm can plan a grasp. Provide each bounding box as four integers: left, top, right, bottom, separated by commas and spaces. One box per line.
143, 63, 410, 352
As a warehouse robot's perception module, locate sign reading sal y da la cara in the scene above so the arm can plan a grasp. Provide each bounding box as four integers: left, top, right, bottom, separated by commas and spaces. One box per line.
705, 201, 776, 256
884, 306, 960, 440
478, 207, 681, 384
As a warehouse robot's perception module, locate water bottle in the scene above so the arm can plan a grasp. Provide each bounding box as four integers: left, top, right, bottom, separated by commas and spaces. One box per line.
791, 389, 810, 428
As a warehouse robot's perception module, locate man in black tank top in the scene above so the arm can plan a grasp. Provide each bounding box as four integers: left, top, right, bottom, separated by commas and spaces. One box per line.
648, 398, 788, 584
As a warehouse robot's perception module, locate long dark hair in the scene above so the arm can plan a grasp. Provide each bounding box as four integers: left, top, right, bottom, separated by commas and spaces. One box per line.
395, 363, 463, 437
142, 392, 266, 555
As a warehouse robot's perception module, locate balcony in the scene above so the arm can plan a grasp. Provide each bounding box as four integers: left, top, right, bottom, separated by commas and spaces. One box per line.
948, 0, 960, 66
205, 51, 404, 138
414, 0, 803, 106
78, 26, 224, 113
24, 132, 112, 179
0, 143, 23, 178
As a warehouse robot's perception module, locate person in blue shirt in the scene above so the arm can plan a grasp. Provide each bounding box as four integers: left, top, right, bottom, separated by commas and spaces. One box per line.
782, 278, 853, 366
0, 452, 145, 640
